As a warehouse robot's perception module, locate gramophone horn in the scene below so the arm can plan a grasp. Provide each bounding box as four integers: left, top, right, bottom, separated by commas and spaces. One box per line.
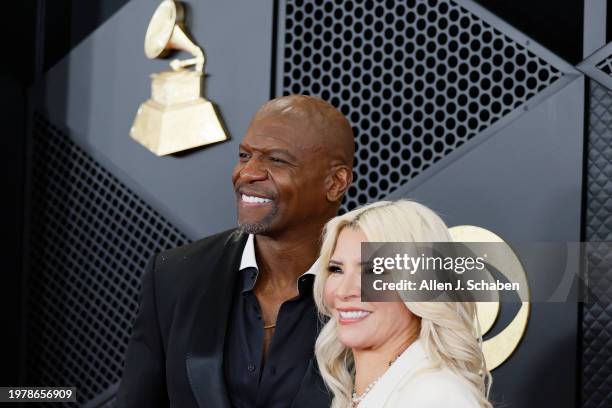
144, 0, 203, 71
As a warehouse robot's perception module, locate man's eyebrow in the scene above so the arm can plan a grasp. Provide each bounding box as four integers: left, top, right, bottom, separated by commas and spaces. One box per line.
266, 148, 298, 161
238, 144, 298, 162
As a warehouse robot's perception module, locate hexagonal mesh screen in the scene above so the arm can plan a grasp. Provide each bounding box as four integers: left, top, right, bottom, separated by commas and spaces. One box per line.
280, 0, 563, 211
25, 113, 190, 406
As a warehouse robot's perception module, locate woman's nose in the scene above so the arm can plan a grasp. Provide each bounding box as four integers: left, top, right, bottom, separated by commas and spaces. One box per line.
335, 268, 361, 301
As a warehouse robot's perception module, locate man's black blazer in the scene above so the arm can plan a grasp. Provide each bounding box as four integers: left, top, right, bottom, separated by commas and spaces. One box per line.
115, 229, 331, 408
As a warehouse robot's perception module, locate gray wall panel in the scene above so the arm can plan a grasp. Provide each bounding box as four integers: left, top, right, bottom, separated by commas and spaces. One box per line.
32, 0, 274, 239
389, 75, 584, 406
582, 80, 612, 408
389, 75, 583, 241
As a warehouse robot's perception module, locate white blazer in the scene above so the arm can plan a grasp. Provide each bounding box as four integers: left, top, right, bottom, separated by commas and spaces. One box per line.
358, 339, 482, 408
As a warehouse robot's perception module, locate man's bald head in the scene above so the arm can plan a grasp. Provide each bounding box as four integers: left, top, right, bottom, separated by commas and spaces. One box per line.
253, 95, 355, 167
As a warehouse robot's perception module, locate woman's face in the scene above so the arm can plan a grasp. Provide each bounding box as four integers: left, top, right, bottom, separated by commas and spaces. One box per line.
324, 227, 418, 351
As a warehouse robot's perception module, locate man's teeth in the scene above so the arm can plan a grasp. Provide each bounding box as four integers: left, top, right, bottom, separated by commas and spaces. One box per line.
339, 310, 371, 319
242, 194, 272, 204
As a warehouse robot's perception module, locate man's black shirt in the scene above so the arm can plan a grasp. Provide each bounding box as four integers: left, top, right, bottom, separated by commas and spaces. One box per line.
223, 245, 320, 408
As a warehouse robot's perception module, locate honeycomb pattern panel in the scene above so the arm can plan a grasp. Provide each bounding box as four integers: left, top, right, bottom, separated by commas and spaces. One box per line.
582, 81, 612, 408
281, 0, 563, 211
25, 113, 190, 406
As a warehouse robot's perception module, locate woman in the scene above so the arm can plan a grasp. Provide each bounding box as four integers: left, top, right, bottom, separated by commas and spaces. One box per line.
313, 200, 492, 408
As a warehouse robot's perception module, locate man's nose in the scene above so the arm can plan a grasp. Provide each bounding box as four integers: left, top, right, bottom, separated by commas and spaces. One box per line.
239, 158, 268, 183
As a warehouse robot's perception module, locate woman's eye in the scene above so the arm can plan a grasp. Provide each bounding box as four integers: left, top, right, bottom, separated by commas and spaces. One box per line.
327, 265, 342, 274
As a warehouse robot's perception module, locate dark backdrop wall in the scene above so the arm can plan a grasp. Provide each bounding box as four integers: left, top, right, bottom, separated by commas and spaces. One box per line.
0, 0, 36, 388
474, 0, 583, 64
9, 0, 611, 407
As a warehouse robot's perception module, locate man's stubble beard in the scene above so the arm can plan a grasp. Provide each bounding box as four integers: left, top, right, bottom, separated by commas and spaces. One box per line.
237, 203, 280, 235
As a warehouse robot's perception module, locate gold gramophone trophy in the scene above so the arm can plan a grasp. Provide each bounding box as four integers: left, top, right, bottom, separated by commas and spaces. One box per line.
130, 0, 228, 156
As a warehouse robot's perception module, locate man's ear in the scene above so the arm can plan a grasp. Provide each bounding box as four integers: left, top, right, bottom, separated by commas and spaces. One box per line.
325, 165, 353, 202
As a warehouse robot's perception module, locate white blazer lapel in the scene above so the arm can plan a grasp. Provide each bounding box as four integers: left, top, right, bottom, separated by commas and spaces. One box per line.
358, 339, 430, 408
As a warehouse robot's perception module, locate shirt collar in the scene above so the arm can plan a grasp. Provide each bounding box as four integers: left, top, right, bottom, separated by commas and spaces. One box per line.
239, 234, 258, 270
239, 234, 319, 293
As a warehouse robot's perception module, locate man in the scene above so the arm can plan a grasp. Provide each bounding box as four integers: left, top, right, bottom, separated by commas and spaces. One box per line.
116, 95, 354, 407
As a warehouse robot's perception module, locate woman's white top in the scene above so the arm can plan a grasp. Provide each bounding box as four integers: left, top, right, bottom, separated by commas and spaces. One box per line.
358, 339, 482, 408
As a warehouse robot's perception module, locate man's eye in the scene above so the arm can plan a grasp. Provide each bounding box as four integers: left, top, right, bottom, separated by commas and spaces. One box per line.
239, 152, 249, 160
269, 156, 286, 164
327, 265, 342, 274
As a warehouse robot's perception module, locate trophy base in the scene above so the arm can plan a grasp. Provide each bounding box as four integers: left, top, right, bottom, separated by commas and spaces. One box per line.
131, 98, 228, 156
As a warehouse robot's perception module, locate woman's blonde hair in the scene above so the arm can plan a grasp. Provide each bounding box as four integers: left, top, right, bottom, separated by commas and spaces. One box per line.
313, 200, 492, 408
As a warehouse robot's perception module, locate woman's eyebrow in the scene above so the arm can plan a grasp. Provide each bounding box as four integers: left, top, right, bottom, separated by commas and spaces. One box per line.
328, 259, 343, 265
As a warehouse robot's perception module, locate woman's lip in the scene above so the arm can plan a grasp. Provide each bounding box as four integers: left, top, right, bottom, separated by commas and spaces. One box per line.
337, 309, 372, 325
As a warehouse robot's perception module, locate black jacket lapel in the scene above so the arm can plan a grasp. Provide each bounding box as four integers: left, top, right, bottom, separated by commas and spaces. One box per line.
186, 230, 248, 408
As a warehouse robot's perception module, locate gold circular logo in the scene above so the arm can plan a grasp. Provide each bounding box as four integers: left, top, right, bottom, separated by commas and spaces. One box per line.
449, 225, 530, 370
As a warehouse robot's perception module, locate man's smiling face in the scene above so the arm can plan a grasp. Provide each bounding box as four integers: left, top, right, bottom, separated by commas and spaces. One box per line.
231, 114, 331, 236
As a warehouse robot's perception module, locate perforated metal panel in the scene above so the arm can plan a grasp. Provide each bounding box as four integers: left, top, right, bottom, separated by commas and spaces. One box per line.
280, 0, 564, 211
25, 113, 190, 406
582, 81, 612, 408
578, 42, 612, 92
